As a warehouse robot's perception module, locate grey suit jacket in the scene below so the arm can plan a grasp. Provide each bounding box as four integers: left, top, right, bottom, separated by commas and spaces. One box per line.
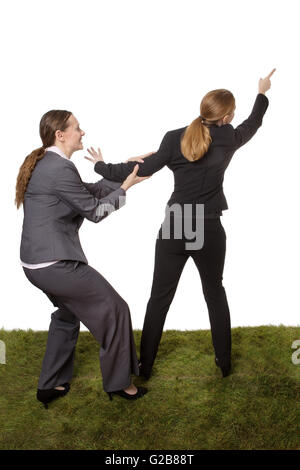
20, 151, 126, 264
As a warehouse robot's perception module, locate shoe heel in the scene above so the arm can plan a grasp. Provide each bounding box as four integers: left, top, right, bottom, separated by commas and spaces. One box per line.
138, 362, 152, 380
215, 357, 231, 378
37, 385, 69, 409
221, 365, 231, 378
107, 392, 113, 401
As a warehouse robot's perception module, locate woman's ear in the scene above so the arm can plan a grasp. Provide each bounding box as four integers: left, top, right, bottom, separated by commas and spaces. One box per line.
55, 129, 64, 142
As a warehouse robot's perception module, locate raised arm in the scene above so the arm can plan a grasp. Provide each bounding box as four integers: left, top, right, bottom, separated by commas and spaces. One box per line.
53, 163, 126, 223
228, 68, 275, 151
228, 93, 269, 151
90, 131, 172, 183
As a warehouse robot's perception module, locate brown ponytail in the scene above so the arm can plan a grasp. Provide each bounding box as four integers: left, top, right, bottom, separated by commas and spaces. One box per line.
181, 89, 235, 162
15, 147, 46, 208
15, 109, 72, 208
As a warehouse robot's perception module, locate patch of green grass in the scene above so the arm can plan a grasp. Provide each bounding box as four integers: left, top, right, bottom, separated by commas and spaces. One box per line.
0, 326, 299, 450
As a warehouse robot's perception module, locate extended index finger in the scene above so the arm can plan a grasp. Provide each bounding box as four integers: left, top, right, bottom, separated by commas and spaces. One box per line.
267, 68, 276, 78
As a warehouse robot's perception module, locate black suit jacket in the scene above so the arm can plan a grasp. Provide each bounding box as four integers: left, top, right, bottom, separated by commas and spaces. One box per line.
94, 93, 269, 217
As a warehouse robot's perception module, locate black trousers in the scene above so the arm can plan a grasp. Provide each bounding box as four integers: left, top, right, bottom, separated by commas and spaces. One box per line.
140, 216, 231, 370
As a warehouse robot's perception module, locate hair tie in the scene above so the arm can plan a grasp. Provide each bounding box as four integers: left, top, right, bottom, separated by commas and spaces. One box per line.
199, 115, 205, 123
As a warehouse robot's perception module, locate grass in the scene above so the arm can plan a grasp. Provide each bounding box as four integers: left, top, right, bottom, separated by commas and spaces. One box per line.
0, 326, 299, 450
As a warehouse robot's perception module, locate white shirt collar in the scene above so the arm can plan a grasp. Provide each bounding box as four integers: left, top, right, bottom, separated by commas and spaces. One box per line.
46, 145, 69, 160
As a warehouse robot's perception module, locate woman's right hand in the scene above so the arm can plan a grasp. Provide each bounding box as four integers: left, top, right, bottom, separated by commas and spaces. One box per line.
258, 68, 276, 94
120, 164, 150, 191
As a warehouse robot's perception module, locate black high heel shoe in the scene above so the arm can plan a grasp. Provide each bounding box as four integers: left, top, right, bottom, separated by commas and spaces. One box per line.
107, 386, 148, 401
37, 382, 70, 409
138, 361, 152, 380
215, 357, 231, 378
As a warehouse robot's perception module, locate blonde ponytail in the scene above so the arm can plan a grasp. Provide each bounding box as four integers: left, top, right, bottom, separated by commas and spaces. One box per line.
181, 88, 235, 162
180, 117, 212, 162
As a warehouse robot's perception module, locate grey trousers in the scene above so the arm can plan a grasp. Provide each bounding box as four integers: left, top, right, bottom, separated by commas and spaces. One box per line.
23, 260, 139, 392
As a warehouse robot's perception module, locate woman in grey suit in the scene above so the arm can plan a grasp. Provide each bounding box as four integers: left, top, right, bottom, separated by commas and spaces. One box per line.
15, 110, 150, 407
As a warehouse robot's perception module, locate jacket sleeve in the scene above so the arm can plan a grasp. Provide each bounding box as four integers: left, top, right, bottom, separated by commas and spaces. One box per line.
93, 131, 172, 182
228, 93, 269, 151
82, 178, 123, 198
53, 163, 126, 223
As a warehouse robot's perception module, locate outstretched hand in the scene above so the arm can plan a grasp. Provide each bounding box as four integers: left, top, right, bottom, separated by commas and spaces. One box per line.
84, 147, 103, 164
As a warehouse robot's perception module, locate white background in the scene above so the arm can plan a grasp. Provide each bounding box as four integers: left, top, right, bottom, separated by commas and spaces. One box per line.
1, 0, 299, 331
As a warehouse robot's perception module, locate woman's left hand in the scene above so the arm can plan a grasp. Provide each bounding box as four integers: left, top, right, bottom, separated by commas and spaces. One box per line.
84, 147, 103, 164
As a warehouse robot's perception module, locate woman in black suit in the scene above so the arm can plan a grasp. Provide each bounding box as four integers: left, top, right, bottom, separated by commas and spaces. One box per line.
85, 69, 275, 379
